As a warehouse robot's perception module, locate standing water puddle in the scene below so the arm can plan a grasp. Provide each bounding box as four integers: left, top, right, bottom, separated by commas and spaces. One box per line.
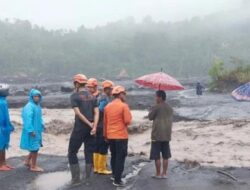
27, 171, 70, 190
27, 161, 148, 190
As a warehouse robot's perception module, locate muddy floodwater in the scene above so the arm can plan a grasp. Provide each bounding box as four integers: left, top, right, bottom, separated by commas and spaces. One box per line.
1, 80, 250, 190
6, 80, 250, 121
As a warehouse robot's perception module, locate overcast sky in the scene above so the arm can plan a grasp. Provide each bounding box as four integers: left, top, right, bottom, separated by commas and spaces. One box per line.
0, 0, 242, 29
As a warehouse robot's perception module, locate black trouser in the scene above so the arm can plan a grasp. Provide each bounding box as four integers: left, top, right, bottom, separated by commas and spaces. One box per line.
68, 127, 95, 165
109, 139, 128, 183
95, 127, 109, 155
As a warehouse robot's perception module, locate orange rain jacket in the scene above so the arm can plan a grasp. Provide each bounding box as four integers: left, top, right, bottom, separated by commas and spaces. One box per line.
104, 99, 132, 139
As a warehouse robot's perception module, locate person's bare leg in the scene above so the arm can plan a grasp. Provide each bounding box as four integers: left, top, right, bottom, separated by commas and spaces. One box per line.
4, 158, 14, 169
0, 151, 5, 167
1, 151, 14, 169
0, 151, 11, 171
161, 159, 168, 178
24, 153, 32, 167
30, 152, 43, 172
155, 159, 161, 177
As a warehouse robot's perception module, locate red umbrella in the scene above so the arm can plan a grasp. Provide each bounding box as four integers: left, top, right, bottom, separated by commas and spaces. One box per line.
135, 71, 184, 90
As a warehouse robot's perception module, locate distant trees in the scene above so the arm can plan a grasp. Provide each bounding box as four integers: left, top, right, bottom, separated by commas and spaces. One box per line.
0, 8, 250, 79
209, 58, 250, 92
209, 59, 225, 82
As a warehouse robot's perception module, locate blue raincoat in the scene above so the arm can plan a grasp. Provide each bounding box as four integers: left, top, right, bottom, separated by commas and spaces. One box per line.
20, 89, 44, 151
98, 95, 111, 112
0, 96, 14, 150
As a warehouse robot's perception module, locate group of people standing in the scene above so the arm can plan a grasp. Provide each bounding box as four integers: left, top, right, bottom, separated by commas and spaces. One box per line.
68, 74, 132, 187
0, 86, 45, 172
0, 73, 174, 188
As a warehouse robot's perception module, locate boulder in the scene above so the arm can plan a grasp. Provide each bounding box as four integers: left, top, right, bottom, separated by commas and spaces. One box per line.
60, 82, 74, 93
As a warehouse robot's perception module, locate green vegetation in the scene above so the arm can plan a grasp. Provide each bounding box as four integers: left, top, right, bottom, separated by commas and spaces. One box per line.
209, 58, 250, 92
0, 8, 250, 79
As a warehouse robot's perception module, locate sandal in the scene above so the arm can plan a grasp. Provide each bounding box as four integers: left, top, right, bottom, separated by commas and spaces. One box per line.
5, 164, 15, 169
0, 165, 12, 171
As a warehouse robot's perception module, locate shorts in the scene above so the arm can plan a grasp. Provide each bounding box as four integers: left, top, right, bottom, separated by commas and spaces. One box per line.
30, 150, 39, 153
150, 141, 171, 160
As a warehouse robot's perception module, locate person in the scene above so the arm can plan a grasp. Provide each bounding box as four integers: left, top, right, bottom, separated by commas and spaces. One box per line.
196, 82, 204, 96
68, 74, 99, 186
104, 85, 132, 187
148, 90, 173, 179
0, 84, 15, 171
20, 89, 45, 172
86, 78, 99, 97
93, 80, 114, 175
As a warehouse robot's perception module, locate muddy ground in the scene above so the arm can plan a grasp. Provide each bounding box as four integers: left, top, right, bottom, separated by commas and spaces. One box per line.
133, 161, 250, 190
0, 155, 249, 190
0, 154, 148, 190
1, 79, 250, 190
5, 80, 250, 121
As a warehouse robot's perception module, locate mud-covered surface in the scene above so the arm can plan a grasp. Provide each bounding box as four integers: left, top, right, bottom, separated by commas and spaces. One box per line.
0, 154, 148, 190
0, 155, 68, 190
133, 161, 250, 190
175, 89, 250, 120
5, 81, 155, 109
2, 79, 249, 190
1, 155, 250, 190
5, 80, 250, 121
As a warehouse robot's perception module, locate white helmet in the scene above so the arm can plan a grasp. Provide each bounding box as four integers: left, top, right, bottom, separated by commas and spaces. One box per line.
0, 83, 10, 97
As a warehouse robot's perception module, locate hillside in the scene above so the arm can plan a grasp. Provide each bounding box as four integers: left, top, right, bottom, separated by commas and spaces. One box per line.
0, 6, 250, 78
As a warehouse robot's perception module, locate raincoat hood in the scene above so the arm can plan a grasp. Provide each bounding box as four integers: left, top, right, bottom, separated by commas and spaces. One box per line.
0, 96, 6, 100
29, 89, 42, 103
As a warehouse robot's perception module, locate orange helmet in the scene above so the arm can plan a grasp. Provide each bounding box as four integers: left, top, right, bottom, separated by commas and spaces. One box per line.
112, 85, 126, 95
86, 78, 98, 87
102, 80, 114, 89
73, 74, 88, 84
73, 74, 87, 84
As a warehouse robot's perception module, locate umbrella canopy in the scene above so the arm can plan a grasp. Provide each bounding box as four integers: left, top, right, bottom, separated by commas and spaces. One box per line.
135, 72, 184, 90
232, 82, 250, 101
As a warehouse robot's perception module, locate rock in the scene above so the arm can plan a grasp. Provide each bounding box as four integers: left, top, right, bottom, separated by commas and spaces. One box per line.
139, 151, 147, 156
128, 152, 135, 157
8, 94, 71, 108
0, 88, 9, 97
128, 122, 151, 134
60, 82, 74, 93
45, 119, 73, 135
182, 159, 201, 169
116, 68, 130, 80
33, 85, 49, 95
11, 121, 22, 129
46, 84, 61, 93
11, 89, 28, 96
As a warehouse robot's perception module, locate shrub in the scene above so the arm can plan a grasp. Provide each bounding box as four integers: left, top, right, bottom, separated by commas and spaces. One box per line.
209, 59, 250, 92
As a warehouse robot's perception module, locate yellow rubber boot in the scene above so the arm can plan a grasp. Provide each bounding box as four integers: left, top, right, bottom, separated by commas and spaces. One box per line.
93, 153, 99, 173
98, 154, 112, 175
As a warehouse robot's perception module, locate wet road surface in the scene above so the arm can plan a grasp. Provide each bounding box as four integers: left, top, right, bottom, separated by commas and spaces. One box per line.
133, 161, 250, 190
1, 155, 249, 190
